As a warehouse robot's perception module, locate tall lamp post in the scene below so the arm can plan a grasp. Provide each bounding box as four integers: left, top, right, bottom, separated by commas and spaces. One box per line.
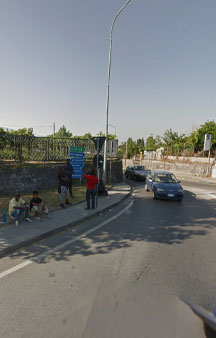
103, 0, 132, 184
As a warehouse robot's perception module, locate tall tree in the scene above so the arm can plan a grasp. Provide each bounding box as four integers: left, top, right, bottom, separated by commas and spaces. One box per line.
155, 135, 163, 148
146, 135, 156, 151
163, 129, 179, 146
137, 138, 145, 153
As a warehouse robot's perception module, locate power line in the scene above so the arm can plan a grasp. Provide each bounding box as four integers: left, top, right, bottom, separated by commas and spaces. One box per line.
0, 124, 53, 128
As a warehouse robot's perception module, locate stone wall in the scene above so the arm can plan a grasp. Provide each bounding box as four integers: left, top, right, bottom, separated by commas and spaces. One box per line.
123, 159, 213, 178
0, 160, 123, 195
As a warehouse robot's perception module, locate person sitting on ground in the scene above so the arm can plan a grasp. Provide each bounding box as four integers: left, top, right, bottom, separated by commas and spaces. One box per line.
30, 191, 50, 221
83, 169, 98, 210
9, 193, 32, 227
98, 179, 109, 197
58, 167, 71, 208
64, 159, 74, 198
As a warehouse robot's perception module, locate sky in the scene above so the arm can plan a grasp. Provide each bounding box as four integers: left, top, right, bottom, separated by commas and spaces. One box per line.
1, 0, 216, 142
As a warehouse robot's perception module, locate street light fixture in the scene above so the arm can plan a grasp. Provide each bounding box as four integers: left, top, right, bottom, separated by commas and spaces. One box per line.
103, 0, 132, 184
108, 124, 117, 137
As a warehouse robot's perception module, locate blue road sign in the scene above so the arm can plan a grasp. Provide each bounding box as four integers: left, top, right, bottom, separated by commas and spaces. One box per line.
70, 148, 86, 179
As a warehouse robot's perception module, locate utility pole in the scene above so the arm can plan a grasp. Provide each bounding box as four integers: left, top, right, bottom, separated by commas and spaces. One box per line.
103, 0, 132, 184
125, 139, 128, 170
53, 122, 56, 136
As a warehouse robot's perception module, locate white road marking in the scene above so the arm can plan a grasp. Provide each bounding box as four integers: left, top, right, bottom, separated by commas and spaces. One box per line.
0, 200, 133, 280
207, 194, 216, 199
185, 186, 216, 200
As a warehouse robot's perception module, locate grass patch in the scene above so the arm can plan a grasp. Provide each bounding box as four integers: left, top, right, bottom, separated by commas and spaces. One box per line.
0, 186, 86, 221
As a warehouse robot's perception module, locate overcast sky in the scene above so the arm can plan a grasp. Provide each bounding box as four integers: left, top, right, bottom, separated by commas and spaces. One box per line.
1, 0, 216, 142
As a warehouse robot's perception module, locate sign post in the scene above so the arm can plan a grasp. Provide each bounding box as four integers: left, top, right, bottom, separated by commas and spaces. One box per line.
204, 134, 212, 176
92, 137, 106, 207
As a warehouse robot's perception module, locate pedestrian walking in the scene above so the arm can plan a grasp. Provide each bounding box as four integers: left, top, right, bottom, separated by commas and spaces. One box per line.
64, 159, 74, 198
58, 167, 71, 208
9, 193, 32, 226
83, 169, 98, 210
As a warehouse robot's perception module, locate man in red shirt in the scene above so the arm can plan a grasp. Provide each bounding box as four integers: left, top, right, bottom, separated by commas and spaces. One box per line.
83, 169, 99, 209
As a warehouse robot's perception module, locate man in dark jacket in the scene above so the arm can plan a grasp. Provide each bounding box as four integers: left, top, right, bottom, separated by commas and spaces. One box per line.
64, 159, 74, 197
58, 167, 71, 208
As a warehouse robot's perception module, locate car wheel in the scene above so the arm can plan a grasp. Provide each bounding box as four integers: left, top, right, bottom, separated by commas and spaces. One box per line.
153, 190, 157, 200
178, 198, 182, 202
145, 184, 149, 191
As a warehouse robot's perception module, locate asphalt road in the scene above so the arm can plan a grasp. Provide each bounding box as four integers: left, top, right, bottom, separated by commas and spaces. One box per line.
1, 179, 216, 337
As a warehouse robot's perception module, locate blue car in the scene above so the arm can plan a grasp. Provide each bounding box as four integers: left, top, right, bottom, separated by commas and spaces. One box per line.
145, 171, 184, 201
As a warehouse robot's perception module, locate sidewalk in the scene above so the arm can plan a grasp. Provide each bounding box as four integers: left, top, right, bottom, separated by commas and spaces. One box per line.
174, 171, 216, 185
0, 183, 131, 258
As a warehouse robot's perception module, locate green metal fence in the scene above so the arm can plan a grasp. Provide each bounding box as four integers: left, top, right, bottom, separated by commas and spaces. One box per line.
0, 134, 118, 163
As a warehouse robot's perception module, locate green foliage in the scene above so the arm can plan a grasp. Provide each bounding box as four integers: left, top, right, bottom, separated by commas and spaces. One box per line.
73, 132, 92, 139
163, 129, 179, 146
137, 138, 145, 153
0, 127, 34, 136
53, 125, 72, 138
191, 121, 216, 152
119, 138, 145, 158
155, 135, 163, 149
96, 132, 116, 140
146, 135, 156, 151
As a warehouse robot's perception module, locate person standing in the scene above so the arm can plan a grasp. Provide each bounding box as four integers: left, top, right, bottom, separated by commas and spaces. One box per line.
64, 159, 74, 198
9, 193, 32, 226
58, 167, 71, 208
83, 169, 98, 210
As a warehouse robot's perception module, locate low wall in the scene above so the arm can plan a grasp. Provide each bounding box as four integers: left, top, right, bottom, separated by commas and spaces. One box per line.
123, 159, 213, 178
0, 160, 123, 195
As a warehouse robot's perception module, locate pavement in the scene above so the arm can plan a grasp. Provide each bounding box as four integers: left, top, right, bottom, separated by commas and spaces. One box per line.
0, 183, 131, 258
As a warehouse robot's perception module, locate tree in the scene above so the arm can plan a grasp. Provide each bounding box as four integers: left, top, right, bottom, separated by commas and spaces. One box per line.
119, 138, 140, 158
155, 135, 163, 149
146, 135, 156, 151
2, 128, 34, 136
96, 132, 116, 140
191, 120, 216, 153
73, 132, 92, 139
54, 125, 72, 138
163, 129, 179, 146
137, 138, 145, 153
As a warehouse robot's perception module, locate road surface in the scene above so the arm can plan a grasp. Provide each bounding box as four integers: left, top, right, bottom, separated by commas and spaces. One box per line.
0, 179, 216, 337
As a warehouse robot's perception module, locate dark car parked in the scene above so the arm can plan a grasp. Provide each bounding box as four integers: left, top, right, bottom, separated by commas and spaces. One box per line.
125, 165, 149, 181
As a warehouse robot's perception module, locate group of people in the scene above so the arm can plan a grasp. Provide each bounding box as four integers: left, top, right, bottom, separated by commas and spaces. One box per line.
9, 191, 49, 226
8, 159, 109, 226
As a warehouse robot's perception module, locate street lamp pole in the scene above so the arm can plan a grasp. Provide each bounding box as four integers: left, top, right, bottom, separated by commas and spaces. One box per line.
103, 0, 132, 184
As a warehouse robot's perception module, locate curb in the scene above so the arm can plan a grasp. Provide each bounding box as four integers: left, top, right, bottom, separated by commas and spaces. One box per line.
0, 186, 132, 258
0, 185, 115, 228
